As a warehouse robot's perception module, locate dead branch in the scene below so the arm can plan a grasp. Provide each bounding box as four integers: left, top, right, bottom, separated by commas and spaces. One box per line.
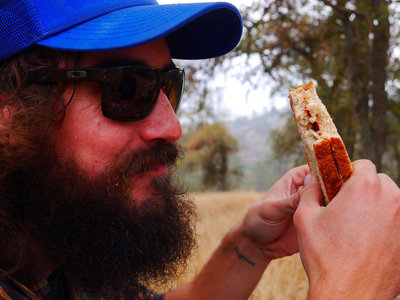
319, 0, 374, 28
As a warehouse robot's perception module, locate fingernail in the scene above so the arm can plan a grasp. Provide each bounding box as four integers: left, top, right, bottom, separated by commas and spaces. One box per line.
304, 174, 313, 185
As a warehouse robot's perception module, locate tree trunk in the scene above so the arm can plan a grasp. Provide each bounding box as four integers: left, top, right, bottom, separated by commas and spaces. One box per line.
370, 0, 390, 171
394, 144, 400, 185
343, 16, 373, 160
220, 145, 228, 191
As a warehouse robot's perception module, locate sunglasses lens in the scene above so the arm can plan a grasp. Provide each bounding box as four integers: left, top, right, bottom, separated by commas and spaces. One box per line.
165, 69, 184, 113
102, 68, 159, 121
102, 67, 184, 121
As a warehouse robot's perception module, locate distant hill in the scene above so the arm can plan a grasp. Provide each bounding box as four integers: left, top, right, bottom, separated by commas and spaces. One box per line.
225, 108, 291, 191
226, 107, 288, 166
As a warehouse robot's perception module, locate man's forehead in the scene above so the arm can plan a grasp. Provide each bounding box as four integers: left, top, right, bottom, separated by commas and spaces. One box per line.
76, 39, 172, 70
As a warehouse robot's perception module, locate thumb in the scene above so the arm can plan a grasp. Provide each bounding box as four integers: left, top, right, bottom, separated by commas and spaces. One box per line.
277, 191, 301, 215
260, 189, 305, 223
298, 174, 323, 209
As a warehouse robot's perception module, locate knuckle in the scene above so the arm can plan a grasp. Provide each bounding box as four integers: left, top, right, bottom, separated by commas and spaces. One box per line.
359, 176, 380, 191
282, 168, 296, 180
355, 158, 373, 165
377, 172, 389, 180
353, 159, 376, 171
287, 165, 306, 177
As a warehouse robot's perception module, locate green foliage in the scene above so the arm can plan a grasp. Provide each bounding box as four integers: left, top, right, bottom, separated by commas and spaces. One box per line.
181, 0, 400, 184
270, 117, 307, 166
236, 0, 400, 179
179, 122, 240, 191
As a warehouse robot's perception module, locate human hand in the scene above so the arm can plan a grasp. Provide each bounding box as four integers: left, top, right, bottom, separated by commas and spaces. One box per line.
294, 160, 400, 299
238, 165, 310, 260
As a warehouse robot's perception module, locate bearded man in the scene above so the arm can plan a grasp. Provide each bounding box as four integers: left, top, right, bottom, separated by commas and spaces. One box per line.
0, 1, 307, 298
3, 0, 400, 300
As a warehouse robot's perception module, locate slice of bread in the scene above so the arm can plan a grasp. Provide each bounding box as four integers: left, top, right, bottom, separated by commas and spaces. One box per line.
289, 82, 353, 204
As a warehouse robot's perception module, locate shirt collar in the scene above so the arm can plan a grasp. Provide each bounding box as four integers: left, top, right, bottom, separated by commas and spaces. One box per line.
0, 268, 50, 300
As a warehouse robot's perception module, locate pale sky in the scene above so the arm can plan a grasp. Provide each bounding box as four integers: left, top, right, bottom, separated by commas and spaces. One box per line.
157, 0, 253, 7
157, 0, 286, 119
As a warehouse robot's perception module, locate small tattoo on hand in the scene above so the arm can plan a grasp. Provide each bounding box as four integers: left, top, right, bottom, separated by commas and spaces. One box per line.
234, 246, 255, 266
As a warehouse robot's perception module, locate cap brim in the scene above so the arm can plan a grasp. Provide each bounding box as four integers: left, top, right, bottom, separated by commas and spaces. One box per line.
37, 2, 243, 59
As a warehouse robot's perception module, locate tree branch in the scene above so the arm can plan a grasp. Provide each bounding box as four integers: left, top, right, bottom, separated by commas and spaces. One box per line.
320, 0, 374, 28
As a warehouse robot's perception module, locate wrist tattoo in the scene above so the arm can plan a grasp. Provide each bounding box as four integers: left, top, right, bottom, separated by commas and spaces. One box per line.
234, 246, 255, 266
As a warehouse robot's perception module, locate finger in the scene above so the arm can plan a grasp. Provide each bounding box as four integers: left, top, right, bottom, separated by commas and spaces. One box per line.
377, 174, 400, 205
258, 189, 303, 223
286, 164, 311, 193
294, 175, 323, 231
297, 175, 323, 209
378, 173, 399, 190
351, 159, 377, 179
288, 164, 311, 182
269, 165, 311, 197
342, 160, 379, 193
277, 191, 300, 215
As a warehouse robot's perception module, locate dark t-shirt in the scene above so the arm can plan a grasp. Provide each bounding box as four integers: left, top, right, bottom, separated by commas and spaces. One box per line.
0, 269, 163, 300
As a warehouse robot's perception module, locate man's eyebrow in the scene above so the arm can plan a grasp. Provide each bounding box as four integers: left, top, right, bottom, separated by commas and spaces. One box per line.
90, 58, 176, 71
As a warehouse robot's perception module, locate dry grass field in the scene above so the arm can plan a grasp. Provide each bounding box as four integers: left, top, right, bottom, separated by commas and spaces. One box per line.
169, 191, 309, 299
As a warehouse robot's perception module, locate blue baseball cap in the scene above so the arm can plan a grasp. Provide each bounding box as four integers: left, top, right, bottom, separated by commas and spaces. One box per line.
0, 0, 243, 62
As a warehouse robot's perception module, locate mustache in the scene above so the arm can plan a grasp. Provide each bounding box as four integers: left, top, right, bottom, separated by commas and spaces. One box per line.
115, 143, 185, 177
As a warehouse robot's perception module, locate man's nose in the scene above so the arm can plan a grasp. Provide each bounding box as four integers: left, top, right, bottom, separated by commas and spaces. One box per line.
136, 90, 182, 144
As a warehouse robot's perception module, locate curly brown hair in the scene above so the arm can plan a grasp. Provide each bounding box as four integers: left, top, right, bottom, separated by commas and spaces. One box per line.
0, 46, 72, 276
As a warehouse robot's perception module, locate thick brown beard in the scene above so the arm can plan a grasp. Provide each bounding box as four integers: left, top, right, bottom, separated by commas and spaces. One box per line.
9, 143, 198, 297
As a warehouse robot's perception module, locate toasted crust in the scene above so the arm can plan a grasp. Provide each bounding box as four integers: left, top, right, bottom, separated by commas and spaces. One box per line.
330, 137, 353, 182
289, 81, 314, 93
289, 82, 353, 204
314, 138, 347, 202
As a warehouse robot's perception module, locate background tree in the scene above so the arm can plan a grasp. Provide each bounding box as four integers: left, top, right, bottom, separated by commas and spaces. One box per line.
180, 122, 240, 191
182, 0, 400, 183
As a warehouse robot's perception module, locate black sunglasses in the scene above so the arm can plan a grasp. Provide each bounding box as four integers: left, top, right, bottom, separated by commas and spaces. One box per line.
27, 65, 185, 121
